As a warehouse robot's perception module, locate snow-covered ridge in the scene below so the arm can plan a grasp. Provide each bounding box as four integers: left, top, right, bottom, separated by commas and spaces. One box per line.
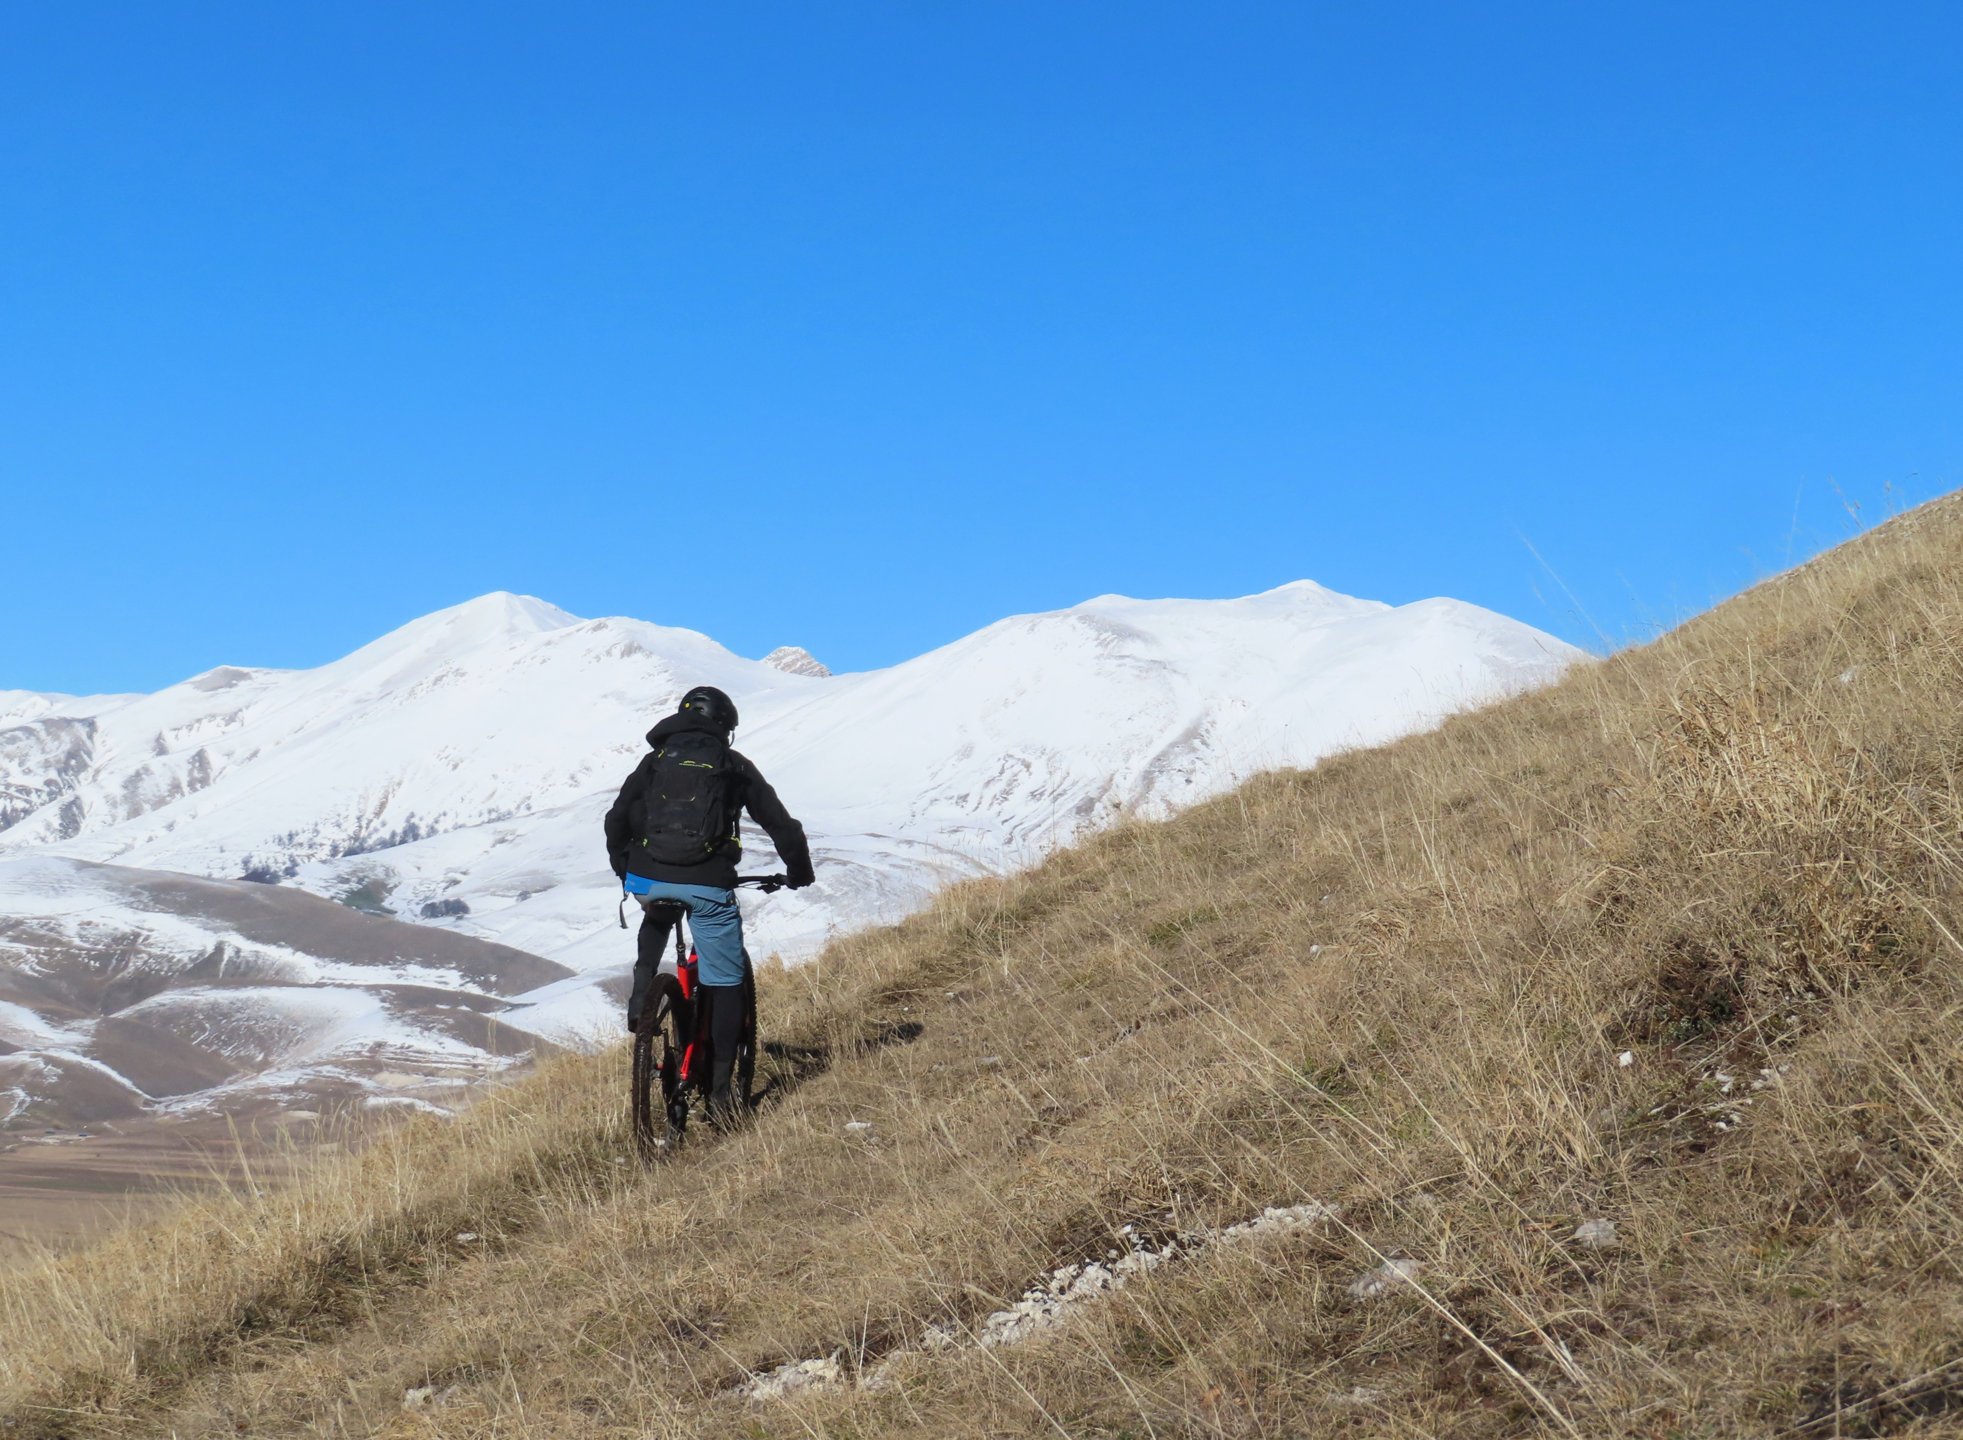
0, 584, 1583, 1122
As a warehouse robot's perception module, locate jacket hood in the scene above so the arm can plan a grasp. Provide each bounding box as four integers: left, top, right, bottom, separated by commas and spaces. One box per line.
645, 711, 728, 747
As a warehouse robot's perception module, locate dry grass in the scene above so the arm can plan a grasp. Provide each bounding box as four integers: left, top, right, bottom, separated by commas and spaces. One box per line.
10, 494, 1963, 1437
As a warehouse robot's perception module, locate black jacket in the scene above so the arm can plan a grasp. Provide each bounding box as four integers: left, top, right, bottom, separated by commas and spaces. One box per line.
603, 713, 814, 891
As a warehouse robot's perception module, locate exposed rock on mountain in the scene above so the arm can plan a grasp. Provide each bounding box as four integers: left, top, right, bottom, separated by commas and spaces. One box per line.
763, 646, 832, 677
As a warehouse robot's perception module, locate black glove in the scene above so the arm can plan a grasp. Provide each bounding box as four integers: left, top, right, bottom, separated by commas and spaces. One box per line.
786, 867, 815, 891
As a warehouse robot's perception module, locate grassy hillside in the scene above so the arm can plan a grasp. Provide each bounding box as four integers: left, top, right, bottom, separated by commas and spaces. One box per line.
8, 495, 1963, 1438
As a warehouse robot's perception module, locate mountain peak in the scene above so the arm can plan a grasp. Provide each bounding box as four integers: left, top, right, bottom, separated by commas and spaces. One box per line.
441, 592, 582, 632
347, 593, 583, 666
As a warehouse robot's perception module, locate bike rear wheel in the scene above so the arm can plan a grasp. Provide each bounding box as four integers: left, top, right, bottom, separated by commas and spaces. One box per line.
736, 965, 758, 1110
631, 973, 690, 1156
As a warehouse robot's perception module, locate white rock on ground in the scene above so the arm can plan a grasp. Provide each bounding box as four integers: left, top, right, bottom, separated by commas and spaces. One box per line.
1572, 1218, 1618, 1250
979, 1249, 1169, 1348
1347, 1258, 1423, 1299
970, 1206, 1346, 1350
764, 1203, 1345, 1401
739, 1354, 844, 1402
1214, 1203, 1339, 1245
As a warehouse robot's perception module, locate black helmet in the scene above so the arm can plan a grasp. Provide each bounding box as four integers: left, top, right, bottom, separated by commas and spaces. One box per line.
678, 685, 739, 733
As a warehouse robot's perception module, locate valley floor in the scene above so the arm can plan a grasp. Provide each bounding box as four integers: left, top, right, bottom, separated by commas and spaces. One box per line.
7, 494, 1963, 1437
0, 1113, 304, 1266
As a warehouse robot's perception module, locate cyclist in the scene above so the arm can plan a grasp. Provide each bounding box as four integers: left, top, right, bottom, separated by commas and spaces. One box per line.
604, 685, 814, 1123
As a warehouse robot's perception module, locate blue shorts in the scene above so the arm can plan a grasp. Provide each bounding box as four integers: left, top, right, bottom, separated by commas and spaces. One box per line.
628, 878, 751, 987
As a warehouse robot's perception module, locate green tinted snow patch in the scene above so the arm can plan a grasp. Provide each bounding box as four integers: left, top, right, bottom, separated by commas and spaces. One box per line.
337, 880, 396, 917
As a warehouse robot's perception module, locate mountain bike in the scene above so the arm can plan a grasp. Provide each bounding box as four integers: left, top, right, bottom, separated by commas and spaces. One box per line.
629, 874, 787, 1156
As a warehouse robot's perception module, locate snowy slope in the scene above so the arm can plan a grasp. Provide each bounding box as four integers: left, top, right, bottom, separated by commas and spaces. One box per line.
0, 855, 572, 1129
0, 583, 1583, 1114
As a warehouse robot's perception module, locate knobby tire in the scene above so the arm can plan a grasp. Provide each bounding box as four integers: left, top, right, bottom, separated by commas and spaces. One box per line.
737, 966, 758, 1110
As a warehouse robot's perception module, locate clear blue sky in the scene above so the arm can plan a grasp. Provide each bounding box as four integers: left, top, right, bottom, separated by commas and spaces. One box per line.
2, 3, 1956, 694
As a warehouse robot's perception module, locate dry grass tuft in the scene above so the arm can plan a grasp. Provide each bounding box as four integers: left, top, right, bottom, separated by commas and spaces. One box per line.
10, 493, 1963, 1437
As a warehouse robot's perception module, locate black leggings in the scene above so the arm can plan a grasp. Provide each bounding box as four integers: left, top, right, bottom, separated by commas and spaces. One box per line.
701, 984, 744, 1075
626, 907, 677, 1029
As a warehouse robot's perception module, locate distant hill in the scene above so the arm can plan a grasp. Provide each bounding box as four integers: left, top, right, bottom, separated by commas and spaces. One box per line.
0, 855, 570, 1130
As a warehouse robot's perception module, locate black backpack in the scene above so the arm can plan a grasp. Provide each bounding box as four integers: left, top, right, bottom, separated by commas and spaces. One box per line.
632, 729, 739, 867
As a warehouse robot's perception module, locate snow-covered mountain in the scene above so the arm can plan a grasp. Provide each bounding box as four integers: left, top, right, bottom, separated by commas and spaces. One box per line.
0, 583, 1583, 1125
